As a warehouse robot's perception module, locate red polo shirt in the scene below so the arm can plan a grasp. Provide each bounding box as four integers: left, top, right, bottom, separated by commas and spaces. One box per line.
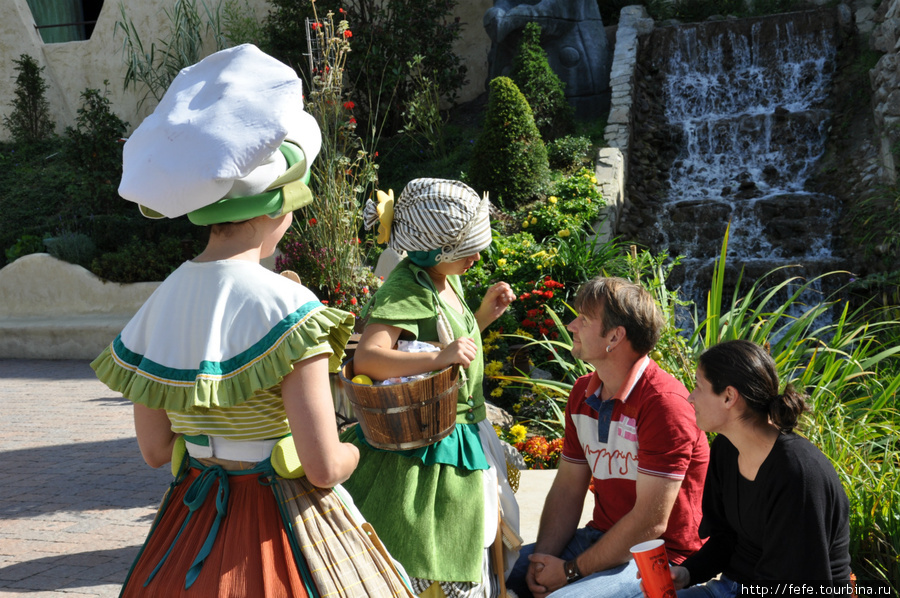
562, 357, 709, 562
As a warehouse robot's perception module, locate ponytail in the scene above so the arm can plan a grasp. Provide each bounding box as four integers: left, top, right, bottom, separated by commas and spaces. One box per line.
768, 383, 807, 433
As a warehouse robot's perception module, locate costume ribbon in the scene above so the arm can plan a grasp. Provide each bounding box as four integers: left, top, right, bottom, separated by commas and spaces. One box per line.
144, 458, 272, 589
375, 188, 395, 244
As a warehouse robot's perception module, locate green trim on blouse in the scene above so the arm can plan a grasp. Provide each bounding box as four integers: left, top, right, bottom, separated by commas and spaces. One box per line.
91, 303, 355, 413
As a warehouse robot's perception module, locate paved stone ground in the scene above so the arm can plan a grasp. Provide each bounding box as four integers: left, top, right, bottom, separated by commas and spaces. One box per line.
0, 359, 170, 598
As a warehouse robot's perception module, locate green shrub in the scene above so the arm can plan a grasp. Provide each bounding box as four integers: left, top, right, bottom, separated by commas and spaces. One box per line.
547, 135, 593, 171
91, 235, 199, 283
3, 54, 55, 144
44, 232, 96, 269
516, 168, 604, 241
4, 234, 45, 263
511, 22, 573, 141
63, 85, 128, 216
468, 76, 550, 209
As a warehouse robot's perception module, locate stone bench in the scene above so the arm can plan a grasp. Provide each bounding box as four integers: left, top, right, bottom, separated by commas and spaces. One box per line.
0, 254, 160, 360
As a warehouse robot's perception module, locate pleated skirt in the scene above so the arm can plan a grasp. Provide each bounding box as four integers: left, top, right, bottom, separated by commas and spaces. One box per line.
121, 459, 412, 598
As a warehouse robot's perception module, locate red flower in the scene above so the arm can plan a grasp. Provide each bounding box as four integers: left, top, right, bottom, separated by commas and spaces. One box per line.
343, 29, 353, 38
526, 309, 542, 318
544, 318, 554, 326
539, 327, 549, 335
349, 116, 357, 124
350, 297, 358, 305
310, 22, 321, 30
308, 218, 317, 225
339, 7, 345, 12
322, 300, 329, 305
343, 101, 355, 110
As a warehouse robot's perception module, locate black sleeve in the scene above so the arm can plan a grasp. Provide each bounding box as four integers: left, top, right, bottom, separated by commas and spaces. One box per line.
754, 439, 841, 581
680, 436, 735, 585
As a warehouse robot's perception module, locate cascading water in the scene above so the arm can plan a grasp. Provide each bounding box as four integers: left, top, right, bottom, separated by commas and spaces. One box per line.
626, 10, 846, 312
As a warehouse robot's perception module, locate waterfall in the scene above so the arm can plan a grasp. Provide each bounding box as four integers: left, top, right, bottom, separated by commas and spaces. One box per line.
628, 10, 845, 314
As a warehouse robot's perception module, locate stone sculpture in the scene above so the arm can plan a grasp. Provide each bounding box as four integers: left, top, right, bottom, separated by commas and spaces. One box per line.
483, 0, 611, 118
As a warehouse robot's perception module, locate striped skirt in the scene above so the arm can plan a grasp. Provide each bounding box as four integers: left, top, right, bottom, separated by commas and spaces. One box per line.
121, 457, 412, 598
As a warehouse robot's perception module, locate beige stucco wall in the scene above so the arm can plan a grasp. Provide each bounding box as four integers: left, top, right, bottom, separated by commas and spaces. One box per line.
0, 0, 493, 142
0, 253, 160, 359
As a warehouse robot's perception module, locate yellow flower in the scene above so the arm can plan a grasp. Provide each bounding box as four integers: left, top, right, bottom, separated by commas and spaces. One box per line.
531, 217, 537, 225
515, 328, 534, 338
510, 424, 527, 443
558, 229, 571, 237
484, 360, 504, 377
497, 258, 507, 267
548, 196, 558, 204
522, 220, 529, 228
491, 387, 503, 398
590, 176, 597, 184
486, 330, 502, 343
522, 239, 530, 247
513, 403, 522, 413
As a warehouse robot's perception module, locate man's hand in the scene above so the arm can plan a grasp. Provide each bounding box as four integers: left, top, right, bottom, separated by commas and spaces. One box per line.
528, 553, 567, 598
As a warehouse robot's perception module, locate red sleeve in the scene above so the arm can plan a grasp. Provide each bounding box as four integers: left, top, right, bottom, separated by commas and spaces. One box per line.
562, 374, 592, 463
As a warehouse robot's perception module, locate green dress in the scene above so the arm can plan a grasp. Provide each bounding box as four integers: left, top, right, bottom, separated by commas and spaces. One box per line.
340, 258, 489, 583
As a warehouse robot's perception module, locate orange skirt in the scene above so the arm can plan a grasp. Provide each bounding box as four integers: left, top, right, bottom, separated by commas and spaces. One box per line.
122, 464, 308, 598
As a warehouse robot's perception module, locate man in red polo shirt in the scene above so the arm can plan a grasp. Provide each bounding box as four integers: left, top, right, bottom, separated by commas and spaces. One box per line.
507, 276, 709, 598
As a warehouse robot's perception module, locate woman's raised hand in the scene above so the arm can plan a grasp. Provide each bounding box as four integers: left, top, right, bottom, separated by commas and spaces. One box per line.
476, 281, 516, 331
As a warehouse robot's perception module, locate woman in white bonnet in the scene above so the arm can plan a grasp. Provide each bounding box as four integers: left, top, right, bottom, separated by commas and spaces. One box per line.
92, 45, 411, 597
340, 178, 521, 597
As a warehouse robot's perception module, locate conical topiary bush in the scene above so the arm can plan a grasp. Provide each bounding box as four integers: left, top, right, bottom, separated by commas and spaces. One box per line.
468, 76, 549, 210
511, 22, 573, 141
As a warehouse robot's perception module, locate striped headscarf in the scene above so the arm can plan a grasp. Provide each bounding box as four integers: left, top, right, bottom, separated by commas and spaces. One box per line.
364, 178, 492, 267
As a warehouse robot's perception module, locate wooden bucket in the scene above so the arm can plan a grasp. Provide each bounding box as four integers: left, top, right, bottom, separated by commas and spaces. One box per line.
339, 358, 460, 451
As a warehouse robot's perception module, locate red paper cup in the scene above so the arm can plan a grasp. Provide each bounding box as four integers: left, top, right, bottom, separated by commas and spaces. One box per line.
630, 539, 676, 598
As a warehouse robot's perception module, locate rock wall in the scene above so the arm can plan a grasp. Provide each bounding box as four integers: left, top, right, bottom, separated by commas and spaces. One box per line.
597, 6, 654, 234
870, 0, 900, 184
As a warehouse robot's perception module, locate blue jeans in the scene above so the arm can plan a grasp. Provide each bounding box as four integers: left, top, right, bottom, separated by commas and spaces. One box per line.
507, 527, 643, 598
677, 575, 741, 598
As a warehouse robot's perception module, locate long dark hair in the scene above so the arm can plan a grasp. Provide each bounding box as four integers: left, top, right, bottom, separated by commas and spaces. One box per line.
698, 339, 806, 433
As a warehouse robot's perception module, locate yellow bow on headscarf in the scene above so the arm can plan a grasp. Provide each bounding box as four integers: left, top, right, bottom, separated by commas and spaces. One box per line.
375, 188, 395, 244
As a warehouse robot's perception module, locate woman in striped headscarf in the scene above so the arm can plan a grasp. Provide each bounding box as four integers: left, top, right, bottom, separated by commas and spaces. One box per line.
340, 178, 521, 597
